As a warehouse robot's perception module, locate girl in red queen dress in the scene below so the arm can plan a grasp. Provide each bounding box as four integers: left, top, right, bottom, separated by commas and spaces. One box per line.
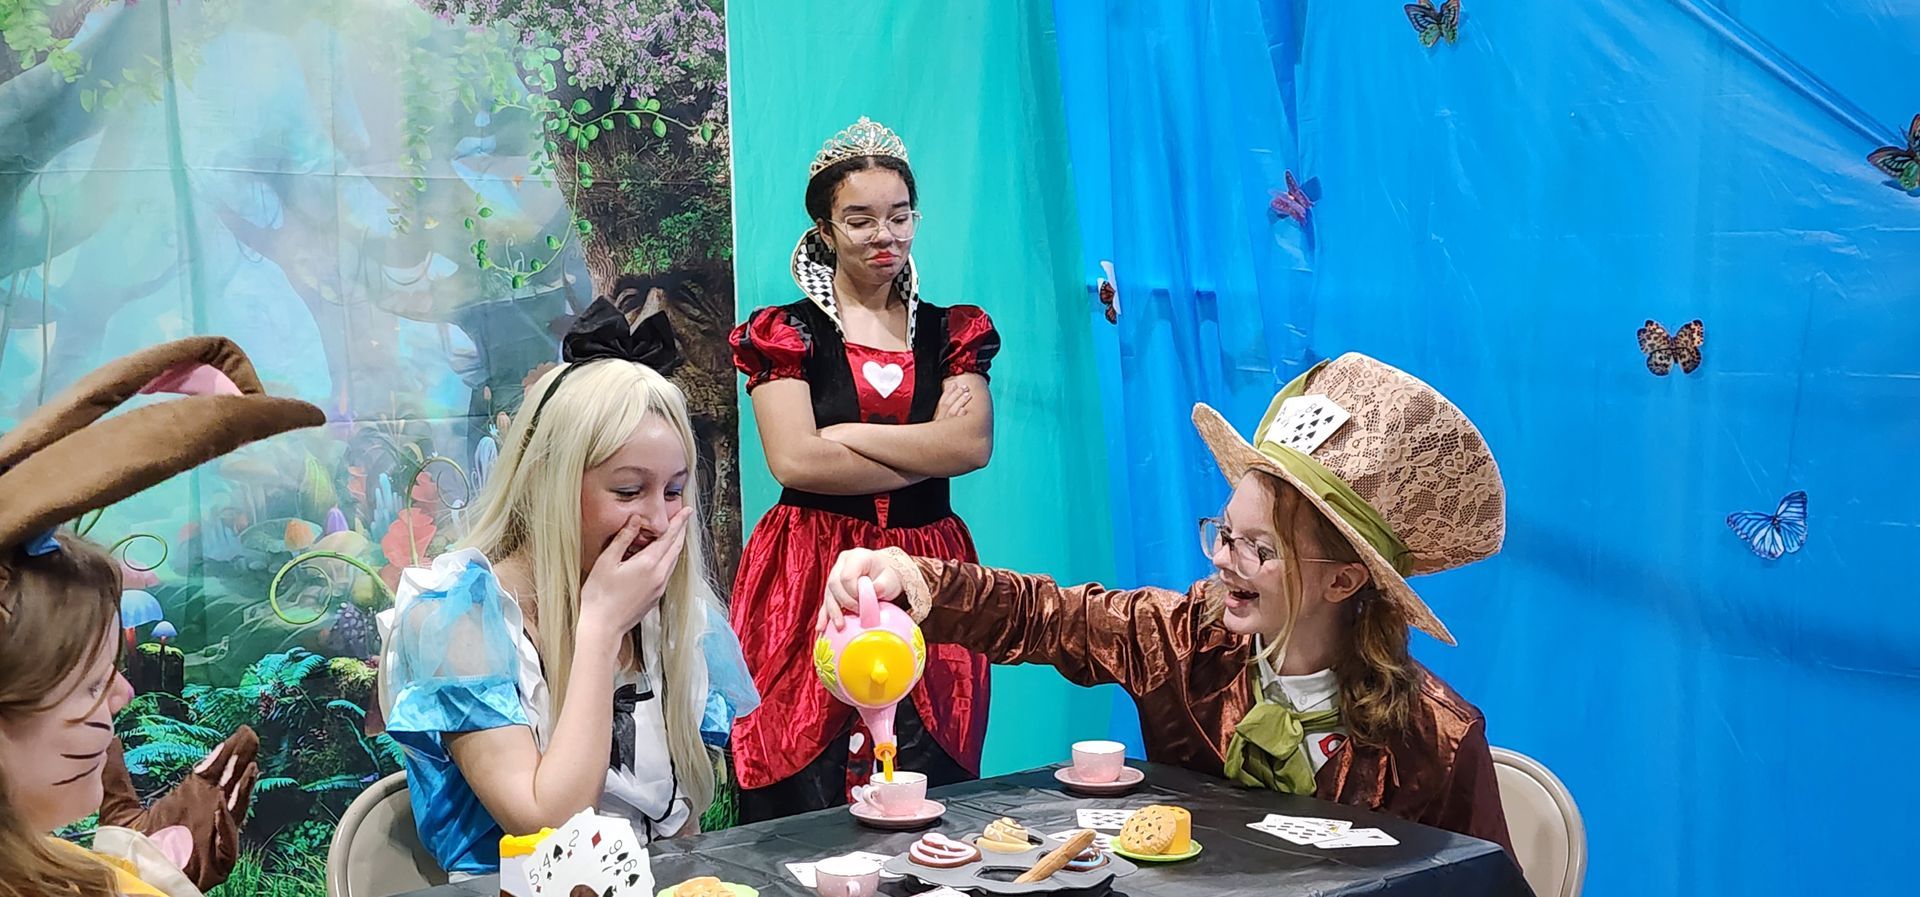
728, 117, 998, 821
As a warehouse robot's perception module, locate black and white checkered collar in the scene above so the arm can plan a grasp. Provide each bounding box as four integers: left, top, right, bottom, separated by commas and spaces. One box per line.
790, 229, 921, 341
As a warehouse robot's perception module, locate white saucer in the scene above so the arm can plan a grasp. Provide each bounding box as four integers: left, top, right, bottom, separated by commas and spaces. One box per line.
1055, 765, 1145, 795
850, 798, 946, 830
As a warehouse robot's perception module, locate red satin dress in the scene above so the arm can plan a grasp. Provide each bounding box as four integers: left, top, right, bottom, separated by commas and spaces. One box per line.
729, 301, 998, 818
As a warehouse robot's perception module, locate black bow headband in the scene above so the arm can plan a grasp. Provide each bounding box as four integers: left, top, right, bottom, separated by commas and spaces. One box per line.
521, 296, 684, 444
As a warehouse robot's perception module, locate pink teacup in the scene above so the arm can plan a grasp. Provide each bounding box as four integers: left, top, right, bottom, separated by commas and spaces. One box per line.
849, 770, 927, 817
1070, 740, 1127, 783
814, 855, 882, 897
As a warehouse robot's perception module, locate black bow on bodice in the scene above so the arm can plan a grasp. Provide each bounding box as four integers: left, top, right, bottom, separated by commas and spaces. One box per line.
610, 679, 656, 773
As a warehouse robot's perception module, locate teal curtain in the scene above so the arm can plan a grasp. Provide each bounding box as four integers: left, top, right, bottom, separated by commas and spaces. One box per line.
728, 0, 1118, 774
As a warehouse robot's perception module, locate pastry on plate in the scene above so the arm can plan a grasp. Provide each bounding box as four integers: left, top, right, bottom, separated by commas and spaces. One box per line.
908, 833, 981, 868
671, 878, 734, 897
1115, 805, 1192, 856
976, 817, 1034, 853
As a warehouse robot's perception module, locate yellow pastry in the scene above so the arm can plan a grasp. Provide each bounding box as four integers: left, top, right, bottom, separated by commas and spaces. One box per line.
977, 817, 1033, 853
1116, 805, 1191, 855
673, 877, 733, 897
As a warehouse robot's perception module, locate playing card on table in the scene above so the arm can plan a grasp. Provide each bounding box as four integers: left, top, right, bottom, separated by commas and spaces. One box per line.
589, 822, 653, 896
1050, 829, 1114, 851
525, 809, 650, 896
1260, 395, 1352, 456
1247, 814, 1353, 846
1076, 808, 1136, 830
1314, 827, 1400, 849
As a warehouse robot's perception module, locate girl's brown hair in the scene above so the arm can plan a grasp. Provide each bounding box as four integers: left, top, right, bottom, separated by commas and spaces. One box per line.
0, 532, 126, 897
1254, 474, 1423, 746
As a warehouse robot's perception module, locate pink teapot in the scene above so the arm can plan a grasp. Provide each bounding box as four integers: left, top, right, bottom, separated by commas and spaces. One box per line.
814, 577, 927, 772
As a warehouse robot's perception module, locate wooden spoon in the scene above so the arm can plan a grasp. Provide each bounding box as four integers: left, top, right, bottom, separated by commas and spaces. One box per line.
1014, 829, 1096, 883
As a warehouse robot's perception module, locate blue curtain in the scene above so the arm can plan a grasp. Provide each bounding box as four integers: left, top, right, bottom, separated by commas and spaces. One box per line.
1052, 0, 1316, 751
1054, 1, 1920, 894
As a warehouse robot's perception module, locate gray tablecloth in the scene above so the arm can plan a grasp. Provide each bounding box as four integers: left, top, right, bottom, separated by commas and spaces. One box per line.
396, 763, 1532, 897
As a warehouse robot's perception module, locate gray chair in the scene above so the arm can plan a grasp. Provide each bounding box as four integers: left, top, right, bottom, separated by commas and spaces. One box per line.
326, 771, 448, 897
1491, 747, 1586, 897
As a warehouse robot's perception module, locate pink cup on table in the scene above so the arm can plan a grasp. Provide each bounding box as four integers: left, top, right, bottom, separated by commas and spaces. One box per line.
850, 770, 927, 817
814, 855, 882, 897
1071, 740, 1127, 783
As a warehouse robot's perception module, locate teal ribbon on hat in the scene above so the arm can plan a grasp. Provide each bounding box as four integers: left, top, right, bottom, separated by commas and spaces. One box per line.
1250, 362, 1416, 576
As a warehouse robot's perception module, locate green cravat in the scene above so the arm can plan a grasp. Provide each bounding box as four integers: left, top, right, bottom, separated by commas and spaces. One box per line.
1223, 693, 1343, 795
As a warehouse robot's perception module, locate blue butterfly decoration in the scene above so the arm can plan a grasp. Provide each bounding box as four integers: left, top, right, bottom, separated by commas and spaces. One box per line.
1726, 491, 1808, 560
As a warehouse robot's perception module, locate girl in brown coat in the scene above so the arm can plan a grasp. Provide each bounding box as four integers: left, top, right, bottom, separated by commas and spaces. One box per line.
821, 352, 1514, 853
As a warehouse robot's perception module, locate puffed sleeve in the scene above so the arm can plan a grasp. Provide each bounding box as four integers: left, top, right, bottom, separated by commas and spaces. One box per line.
941, 305, 1001, 379
376, 549, 529, 758
730, 306, 813, 391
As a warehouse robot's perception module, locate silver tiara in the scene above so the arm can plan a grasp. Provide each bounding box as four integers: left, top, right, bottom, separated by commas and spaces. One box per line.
810, 116, 908, 176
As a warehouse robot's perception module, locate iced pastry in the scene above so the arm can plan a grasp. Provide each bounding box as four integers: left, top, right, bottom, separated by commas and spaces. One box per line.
1063, 844, 1109, 873
907, 833, 981, 868
977, 817, 1034, 853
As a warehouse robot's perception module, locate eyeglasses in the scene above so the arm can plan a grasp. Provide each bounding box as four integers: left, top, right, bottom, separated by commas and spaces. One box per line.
1199, 516, 1278, 578
828, 210, 922, 244
1200, 516, 1349, 580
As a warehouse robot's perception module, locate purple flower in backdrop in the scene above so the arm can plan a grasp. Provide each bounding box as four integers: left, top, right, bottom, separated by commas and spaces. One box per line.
414, 0, 729, 119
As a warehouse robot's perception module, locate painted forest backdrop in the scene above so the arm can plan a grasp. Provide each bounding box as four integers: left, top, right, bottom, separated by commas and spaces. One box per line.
1, 1, 737, 894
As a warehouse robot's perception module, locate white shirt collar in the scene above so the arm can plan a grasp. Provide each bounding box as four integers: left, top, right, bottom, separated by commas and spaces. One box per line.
1253, 637, 1340, 712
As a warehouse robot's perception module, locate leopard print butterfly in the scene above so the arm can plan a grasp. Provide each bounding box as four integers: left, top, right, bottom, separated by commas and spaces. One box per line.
1096, 260, 1120, 324
1637, 319, 1704, 375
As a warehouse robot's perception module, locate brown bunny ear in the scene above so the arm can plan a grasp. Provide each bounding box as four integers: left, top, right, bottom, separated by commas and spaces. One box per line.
0, 337, 323, 553
0, 336, 267, 471
0, 395, 324, 551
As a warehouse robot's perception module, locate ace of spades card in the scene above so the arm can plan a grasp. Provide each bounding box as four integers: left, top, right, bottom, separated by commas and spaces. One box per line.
526, 810, 654, 897
1261, 395, 1351, 457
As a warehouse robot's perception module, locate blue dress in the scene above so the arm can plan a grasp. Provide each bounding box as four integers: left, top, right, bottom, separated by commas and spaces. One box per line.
376, 548, 758, 876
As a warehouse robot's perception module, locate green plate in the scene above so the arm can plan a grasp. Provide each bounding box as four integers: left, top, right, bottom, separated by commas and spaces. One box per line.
1111, 839, 1204, 863
656, 883, 758, 897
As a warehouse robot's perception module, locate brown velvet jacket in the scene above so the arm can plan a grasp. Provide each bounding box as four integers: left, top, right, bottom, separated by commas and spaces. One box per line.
880, 550, 1514, 855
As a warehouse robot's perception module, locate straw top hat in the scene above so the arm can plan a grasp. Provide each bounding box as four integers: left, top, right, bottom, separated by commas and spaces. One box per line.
1190, 353, 1504, 645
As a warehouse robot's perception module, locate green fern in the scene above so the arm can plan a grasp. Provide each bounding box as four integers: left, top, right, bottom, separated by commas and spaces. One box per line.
243, 649, 328, 689
123, 741, 212, 775
372, 732, 407, 769
208, 849, 327, 897
300, 773, 368, 794
328, 656, 377, 690
185, 685, 255, 732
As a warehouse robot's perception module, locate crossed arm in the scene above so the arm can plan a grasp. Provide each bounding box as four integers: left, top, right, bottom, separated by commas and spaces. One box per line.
749, 373, 994, 494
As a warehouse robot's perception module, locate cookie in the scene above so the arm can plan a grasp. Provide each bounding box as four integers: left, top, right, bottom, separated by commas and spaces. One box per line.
1116, 805, 1191, 855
